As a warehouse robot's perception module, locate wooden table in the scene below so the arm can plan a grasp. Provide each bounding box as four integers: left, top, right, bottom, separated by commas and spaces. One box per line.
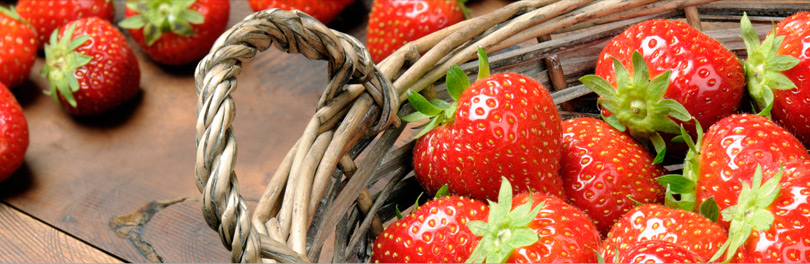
0, 0, 511, 262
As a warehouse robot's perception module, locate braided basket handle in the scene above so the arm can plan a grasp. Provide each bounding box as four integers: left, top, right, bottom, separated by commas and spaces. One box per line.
193, 9, 398, 263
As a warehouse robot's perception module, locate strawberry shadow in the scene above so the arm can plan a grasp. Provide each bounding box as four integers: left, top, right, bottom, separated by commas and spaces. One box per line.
155, 60, 198, 76
11, 79, 44, 108
329, 0, 370, 34
70, 89, 144, 128
0, 163, 33, 200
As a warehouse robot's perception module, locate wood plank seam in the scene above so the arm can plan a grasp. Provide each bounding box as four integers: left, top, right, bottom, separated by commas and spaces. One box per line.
0, 201, 127, 263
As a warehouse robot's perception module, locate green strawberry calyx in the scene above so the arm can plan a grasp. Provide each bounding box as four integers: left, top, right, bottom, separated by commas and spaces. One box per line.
656, 120, 720, 221
118, 0, 204, 46
41, 23, 92, 108
656, 120, 703, 212
580, 51, 691, 159
465, 177, 543, 263
741, 12, 800, 119
710, 164, 782, 263
401, 47, 490, 138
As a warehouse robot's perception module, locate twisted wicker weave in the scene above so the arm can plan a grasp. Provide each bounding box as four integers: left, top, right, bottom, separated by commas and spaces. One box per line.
192, 0, 798, 262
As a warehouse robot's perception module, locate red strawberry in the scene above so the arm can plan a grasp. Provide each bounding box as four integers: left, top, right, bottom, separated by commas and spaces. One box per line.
742, 12, 810, 147
603, 240, 702, 263
406, 48, 564, 201
560, 117, 666, 236
600, 204, 743, 262
0, 6, 37, 89
466, 178, 601, 263
581, 19, 745, 157
709, 164, 810, 263
247, 0, 354, 24
41, 17, 140, 115
667, 114, 810, 227
367, 0, 467, 63
0, 83, 29, 182
370, 196, 488, 263
119, 0, 230, 66
16, 0, 114, 50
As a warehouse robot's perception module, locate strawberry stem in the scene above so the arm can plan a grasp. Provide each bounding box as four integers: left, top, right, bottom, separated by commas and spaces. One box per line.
740, 12, 800, 119
465, 177, 543, 263
580, 51, 691, 157
709, 164, 782, 263
118, 0, 204, 46
401, 47, 492, 138
656, 120, 703, 212
41, 23, 92, 108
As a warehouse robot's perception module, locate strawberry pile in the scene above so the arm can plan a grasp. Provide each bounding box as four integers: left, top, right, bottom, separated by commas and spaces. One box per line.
379, 11, 810, 264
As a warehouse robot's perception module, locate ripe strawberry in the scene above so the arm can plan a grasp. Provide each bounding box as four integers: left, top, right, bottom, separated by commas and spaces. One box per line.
581, 19, 745, 157
16, 0, 114, 50
119, 0, 230, 66
603, 240, 701, 263
406, 48, 564, 201
370, 195, 488, 263
247, 0, 354, 24
742, 12, 810, 147
560, 117, 666, 236
367, 0, 467, 63
709, 164, 810, 263
466, 178, 600, 263
0, 83, 29, 182
666, 114, 810, 227
41, 17, 140, 115
0, 6, 37, 89
600, 204, 742, 262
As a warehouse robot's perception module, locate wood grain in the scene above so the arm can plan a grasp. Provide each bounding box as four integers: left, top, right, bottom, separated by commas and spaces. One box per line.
0, 203, 121, 263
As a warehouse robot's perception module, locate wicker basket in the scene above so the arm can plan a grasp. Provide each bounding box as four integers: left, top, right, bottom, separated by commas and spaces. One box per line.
193, 0, 806, 262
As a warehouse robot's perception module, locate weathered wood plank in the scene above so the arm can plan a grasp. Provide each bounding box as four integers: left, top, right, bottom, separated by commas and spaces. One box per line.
0, 203, 121, 263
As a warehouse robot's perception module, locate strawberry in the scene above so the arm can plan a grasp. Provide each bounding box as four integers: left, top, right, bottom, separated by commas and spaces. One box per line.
247, 0, 354, 24
16, 0, 114, 50
119, 0, 230, 66
41, 17, 140, 116
599, 204, 742, 262
622, 240, 702, 263
560, 117, 666, 236
581, 19, 745, 157
664, 114, 810, 227
367, 0, 467, 63
0, 83, 29, 182
602, 240, 701, 263
709, 164, 810, 263
405, 48, 564, 201
466, 178, 601, 263
370, 195, 488, 263
0, 6, 37, 89
742, 12, 810, 147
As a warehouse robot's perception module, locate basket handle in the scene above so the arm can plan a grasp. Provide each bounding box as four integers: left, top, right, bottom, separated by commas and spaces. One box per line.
193, 9, 398, 263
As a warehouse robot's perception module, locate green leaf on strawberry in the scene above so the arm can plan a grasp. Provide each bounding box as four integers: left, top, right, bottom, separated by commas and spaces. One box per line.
402, 47, 489, 138
657, 120, 703, 212
710, 164, 783, 263
741, 12, 801, 119
581, 51, 691, 157
119, 0, 205, 46
465, 177, 543, 263
41, 23, 92, 107
699, 196, 720, 223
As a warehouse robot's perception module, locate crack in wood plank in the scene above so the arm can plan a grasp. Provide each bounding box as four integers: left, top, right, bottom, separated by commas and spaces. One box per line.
109, 197, 193, 263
